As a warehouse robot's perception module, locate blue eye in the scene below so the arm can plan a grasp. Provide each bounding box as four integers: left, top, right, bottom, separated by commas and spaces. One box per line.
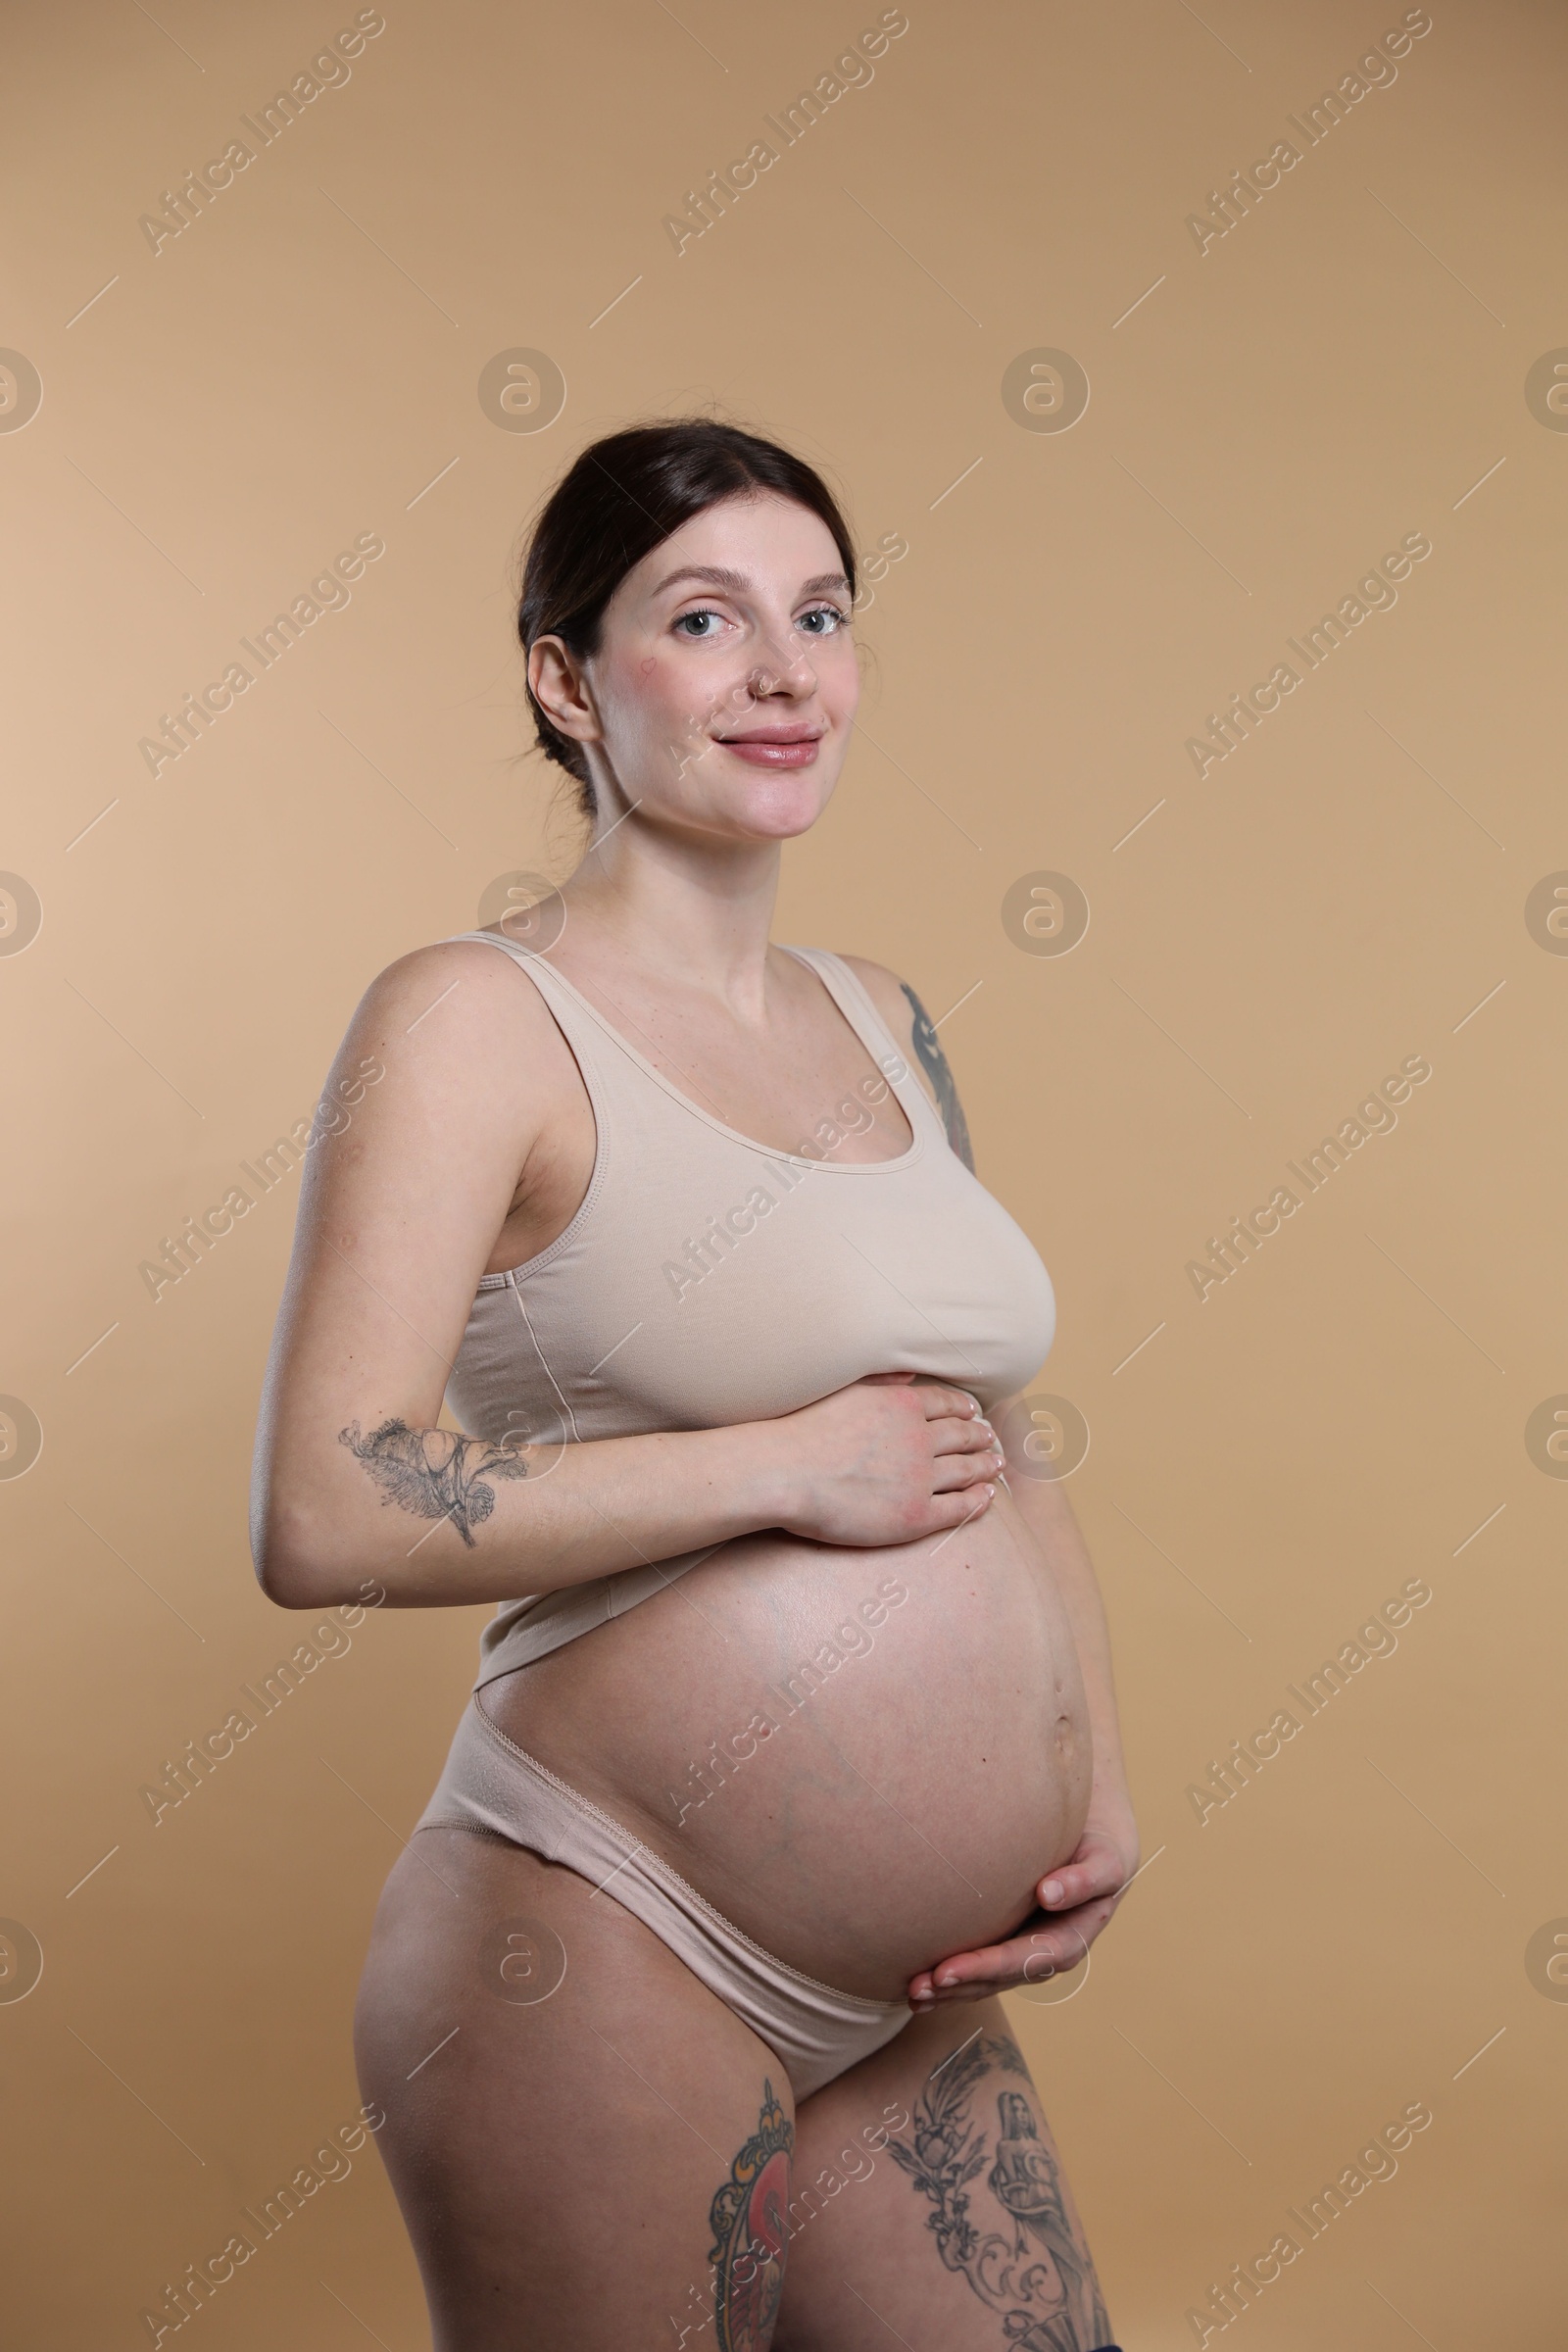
675, 603, 849, 641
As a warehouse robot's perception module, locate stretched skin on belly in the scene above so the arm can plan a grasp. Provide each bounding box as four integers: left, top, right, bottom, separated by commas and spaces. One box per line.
485, 1490, 1092, 2001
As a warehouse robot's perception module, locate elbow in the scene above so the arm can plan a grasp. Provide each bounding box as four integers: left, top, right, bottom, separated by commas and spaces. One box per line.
251, 1504, 383, 1614
254, 1554, 327, 1611
256, 1548, 387, 1618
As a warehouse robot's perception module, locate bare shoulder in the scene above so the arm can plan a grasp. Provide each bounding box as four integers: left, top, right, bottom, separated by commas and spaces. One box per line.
835, 953, 976, 1172
321, 933, 584, 1158
349, 934, 576, 1070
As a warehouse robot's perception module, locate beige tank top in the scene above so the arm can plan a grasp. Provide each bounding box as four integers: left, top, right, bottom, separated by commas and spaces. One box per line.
441, 933, 1057, 1686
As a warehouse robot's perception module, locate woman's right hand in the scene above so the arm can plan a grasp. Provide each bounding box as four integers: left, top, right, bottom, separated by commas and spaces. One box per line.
767, 1371, 1003, 1548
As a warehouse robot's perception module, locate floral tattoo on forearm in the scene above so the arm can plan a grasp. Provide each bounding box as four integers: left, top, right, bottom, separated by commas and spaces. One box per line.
337, 1418, 530, 1547
888, 2033, 1110, 2350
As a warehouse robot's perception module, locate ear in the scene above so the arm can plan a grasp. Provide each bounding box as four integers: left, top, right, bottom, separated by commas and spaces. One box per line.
528, 635, 602, 747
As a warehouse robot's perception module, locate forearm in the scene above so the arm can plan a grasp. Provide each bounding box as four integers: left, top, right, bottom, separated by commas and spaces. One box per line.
253, 1414, 795, 1611
1004, 1472, 1133, 1812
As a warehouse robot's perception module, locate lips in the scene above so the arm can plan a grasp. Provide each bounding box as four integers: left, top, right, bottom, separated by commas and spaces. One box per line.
714, 727, 823, 768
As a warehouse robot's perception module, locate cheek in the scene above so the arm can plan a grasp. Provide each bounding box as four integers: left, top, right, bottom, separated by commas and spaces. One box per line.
821, 637, 861, 713
604, 648, 694, 742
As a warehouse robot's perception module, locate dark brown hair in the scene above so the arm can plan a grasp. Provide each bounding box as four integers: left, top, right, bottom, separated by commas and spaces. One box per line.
516, 417, 858, 819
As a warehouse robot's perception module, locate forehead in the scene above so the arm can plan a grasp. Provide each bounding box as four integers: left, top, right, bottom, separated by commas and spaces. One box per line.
624, 491, 846, 606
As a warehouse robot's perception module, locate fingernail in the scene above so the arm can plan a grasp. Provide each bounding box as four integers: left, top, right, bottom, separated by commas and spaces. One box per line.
1042, 1880, 1063, 1904
937, 1972, 957, 1987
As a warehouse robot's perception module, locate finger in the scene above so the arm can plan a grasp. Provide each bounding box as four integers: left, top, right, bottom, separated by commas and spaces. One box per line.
952, 1926, 1090, 1987
920, 1482, 996, 1528
911, 1916, 1100, 2005
1041, 1829, 1134, 1899
926, 1411, 1000, 1458
1039, 1850, 1128, 1909
908, 1940, 1031, 2002
910, 1947, 1075, 2007
930, 1449, 1001, 1494
916, 1384, 984, 1421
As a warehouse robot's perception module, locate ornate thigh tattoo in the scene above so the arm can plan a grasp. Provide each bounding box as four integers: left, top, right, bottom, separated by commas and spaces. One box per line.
707, 2081, 794, 2352
337, 1417, 529, 1546
888, 2034, 1111, 2351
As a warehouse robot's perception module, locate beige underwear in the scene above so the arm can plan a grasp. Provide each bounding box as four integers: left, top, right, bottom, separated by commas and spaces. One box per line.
417, 1694, 910, 2101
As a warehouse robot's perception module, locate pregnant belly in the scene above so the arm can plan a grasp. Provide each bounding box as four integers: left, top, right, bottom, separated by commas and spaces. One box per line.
480, 1488, 1093, 2002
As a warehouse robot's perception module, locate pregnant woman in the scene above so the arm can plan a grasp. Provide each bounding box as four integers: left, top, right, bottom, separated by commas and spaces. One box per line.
252, 419, 1138, 2350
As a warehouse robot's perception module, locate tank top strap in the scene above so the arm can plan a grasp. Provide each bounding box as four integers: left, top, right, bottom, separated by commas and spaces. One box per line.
440, 930, 617, 1094
780, 946, 942, 1143
446, 930, 939, 1152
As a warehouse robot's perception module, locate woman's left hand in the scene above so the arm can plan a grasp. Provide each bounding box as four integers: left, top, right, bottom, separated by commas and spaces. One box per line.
906, 1806, 1140, 2009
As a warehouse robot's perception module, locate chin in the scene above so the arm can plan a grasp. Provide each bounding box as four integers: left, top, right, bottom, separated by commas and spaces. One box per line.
723, 771, 836, 840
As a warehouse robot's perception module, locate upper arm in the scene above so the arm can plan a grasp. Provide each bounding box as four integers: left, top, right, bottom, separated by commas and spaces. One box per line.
250, 939, 561, 1589
838, 954, 975, 1171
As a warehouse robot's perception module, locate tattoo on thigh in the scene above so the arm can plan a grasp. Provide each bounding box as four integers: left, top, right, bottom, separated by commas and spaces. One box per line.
337, 1418, 529, 1547
901, 982, 976, 1171
706, 2080, 794, 2352
887, 2034, 1111, 2351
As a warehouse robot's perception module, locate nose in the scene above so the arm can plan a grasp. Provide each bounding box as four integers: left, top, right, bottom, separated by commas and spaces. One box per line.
746, 629, 817, 699
700, 615, 820, 741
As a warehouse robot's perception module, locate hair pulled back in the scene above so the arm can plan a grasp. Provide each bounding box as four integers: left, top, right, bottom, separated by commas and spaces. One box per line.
516, 417, 858, 819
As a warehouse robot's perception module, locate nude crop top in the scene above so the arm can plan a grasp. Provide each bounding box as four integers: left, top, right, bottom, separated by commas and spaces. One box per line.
440, 933, 1057, 1687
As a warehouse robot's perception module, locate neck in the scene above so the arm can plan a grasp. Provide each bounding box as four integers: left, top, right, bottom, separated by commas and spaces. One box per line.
561, 821, 785, 1011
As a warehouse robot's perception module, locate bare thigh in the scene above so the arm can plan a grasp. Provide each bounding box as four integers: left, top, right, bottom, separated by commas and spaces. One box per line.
353, 1825, 799, 2351
777, 1999, 1115, 2352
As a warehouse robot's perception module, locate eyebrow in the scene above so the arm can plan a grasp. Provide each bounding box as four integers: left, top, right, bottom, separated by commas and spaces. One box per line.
650, 564, 852, 600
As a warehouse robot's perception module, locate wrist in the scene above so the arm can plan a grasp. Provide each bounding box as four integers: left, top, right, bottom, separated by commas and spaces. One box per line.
693, 1416, 806, 1541
742, 1414, 808, 1533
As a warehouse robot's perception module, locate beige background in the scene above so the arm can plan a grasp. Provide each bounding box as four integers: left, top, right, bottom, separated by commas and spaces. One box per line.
3, 0, 1565, 2342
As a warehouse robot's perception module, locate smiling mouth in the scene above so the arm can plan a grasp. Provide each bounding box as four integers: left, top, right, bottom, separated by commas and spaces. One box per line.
712, 726, 825, 767
714, 728, 824, 745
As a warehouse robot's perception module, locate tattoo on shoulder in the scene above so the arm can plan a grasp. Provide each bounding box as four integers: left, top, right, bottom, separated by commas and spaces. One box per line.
337, 1418, 529, 1548
887, 2032, 1111, 2349
900, 982, 975, 1171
